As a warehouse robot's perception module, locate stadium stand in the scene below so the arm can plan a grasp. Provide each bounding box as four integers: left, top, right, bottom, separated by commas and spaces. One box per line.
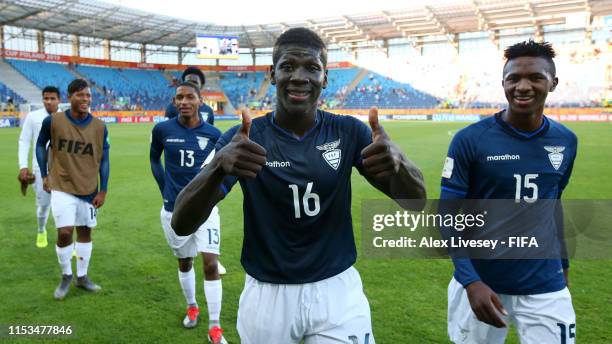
343, 71, 439, 109
6, 59, 74, 92
5, 59, 111, 108
218, 72, 266, 109
0, 45, 608, 111
360, 43, 609, 109
259, 75, 276, 110
74, 65, 174, 110
547, 45, 608, 107
0, 81, 25, 108
319, 68, 360, 108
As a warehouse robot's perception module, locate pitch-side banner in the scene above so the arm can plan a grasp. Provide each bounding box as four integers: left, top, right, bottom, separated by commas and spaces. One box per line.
196, 35, 239, 60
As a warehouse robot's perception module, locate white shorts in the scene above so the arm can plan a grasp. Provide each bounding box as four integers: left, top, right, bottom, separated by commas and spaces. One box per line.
33, 168, 51, 209
448, 278, 576, 344
160, 206, 220, 258
51, 190, 97, 228
237, 266, 375, 344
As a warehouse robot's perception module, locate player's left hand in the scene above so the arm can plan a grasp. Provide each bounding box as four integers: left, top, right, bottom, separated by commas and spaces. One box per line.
361, 107, 402, 179
563, 268, 570, 288
92, 190, 107, 209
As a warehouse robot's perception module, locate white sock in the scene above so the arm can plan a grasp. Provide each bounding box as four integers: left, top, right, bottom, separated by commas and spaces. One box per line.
36, 205, 50, 233
75, 242, 92, 278
204, 279, 222, 325
56, 244, 73, 276
178, 268, 197, 306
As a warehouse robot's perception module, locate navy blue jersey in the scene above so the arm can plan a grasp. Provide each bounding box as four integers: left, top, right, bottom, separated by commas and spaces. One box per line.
151, 117, 221, 212
165, 102, 215, 125
441, 111, 577, 294
217, 110, 372, 283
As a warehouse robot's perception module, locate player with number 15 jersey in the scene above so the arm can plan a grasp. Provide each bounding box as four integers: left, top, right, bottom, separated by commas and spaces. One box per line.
442, 40, 578, 344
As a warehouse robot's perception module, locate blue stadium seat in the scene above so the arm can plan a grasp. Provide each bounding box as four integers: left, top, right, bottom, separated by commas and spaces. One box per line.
344, 72, 439, 109
0, 81, 26, 105
75, 65, 174, 110
219, 72, 266, 109
6, 59, 107, 108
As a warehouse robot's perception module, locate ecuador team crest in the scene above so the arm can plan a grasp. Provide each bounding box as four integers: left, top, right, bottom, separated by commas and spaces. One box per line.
200, 112, 209, 122
544, 146, 565, 170
316, 139, 341, 170
196, 136, 209, 150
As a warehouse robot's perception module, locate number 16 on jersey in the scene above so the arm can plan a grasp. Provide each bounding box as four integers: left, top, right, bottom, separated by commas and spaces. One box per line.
288, 182, 320, 219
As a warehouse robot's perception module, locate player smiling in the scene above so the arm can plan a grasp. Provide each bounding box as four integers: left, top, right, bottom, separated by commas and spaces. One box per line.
441, 41, 577, 344
36, 79, 110, 300
172, 27, 426, 343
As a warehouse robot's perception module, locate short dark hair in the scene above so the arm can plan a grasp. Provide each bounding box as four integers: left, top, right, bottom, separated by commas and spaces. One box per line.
273, 27, 327, 67
42, 86, 60, 98
67, 79, 89, 96
176, 81, 201, 97
504, 40, 556, 77
181, 67, 205, 86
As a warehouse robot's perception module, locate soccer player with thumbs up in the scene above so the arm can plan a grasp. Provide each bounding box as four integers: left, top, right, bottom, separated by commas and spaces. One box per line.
172, 28, 426, 344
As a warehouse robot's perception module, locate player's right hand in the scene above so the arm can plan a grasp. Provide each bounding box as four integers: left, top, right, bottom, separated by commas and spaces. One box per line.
218, 109, 266, 178
466, 281, 508, 328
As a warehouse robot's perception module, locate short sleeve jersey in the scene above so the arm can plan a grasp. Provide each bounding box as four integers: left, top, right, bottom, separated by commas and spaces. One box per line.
151, 117, 221, 212
216, 110, 372, 284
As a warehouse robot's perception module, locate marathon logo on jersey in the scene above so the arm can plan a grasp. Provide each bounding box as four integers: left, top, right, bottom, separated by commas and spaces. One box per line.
486, 154, 520, 161
57, 138, 94, 155
196, 136, 209, 150
544, 146, 565, 170
166, 138, 185, 143
266, 160, 291, 168
316, 139, 341, 170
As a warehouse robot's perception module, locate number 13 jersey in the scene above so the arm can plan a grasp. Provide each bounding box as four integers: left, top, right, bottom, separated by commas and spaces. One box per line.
151, 117, 221, 212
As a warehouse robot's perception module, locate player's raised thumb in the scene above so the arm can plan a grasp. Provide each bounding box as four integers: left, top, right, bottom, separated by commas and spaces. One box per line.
237, 109, 251, 139
368, 107, 385, 141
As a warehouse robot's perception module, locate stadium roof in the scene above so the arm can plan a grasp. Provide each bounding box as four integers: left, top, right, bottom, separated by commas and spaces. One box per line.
0, 0, 610, 50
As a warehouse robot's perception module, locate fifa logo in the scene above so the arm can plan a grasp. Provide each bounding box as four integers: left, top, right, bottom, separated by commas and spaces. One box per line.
544, 146, 565, 170
316, 139, 341, 170
57, 138, 94, 156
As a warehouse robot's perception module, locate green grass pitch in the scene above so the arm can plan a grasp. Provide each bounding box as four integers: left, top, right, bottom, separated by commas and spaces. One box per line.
1, 120, 611, 343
